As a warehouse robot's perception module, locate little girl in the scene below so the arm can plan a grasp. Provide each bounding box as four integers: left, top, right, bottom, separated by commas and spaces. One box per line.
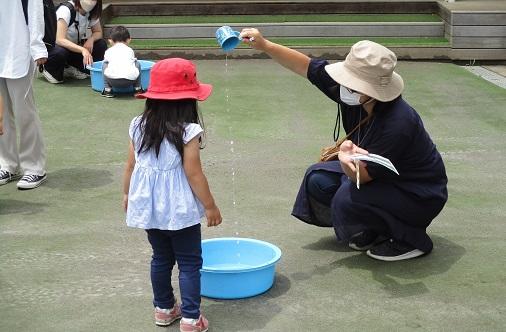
123, 58, 222, 332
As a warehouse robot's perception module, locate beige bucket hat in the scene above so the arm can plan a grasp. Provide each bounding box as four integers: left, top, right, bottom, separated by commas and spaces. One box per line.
325, 40, 404, 102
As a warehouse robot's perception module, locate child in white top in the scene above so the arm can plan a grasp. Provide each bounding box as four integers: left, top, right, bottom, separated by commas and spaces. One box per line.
123, 58, 221, 332
102, 25, 141, 97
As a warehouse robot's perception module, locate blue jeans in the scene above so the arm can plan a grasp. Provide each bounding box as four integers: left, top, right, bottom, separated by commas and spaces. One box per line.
146, 224, 202, 319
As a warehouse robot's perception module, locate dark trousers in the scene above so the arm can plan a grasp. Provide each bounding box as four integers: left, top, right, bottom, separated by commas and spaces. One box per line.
305, 168, 439, 252
146, 224, 202, 319
102, 60, 141, 90
306, 170, 342, 206
44, 39, 107, 81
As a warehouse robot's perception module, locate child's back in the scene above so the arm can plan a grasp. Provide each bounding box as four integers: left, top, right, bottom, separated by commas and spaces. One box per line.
127, 116, 204, 230
103, 42, 139, 80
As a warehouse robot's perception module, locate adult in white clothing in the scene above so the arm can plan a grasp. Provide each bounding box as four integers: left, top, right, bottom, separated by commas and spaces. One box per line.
0, 0, 48, 189
42, 0, 106, 83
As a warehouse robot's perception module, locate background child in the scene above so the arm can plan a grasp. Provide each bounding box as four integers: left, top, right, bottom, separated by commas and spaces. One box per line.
122, 58, 221, 332
102, 25, 141, 97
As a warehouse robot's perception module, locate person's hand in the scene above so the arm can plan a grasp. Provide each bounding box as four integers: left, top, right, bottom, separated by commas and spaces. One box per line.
239, 28, 267, 51
122, 194, 128, 212
338, 140, 368, 172
36, 58, 47, 66
205, 205, 222, 227
81, 48, 93, 66
83, 39, 94, 54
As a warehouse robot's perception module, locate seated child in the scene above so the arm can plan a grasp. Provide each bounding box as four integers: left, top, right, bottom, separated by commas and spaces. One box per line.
102, 26, 142, 98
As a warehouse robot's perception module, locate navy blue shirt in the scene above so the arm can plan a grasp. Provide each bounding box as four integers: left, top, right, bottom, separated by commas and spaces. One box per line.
307, 59, 447, 200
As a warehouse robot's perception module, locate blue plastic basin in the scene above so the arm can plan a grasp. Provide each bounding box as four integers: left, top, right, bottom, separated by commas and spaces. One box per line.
201, 237, 282, 299
88, 60, 154, 93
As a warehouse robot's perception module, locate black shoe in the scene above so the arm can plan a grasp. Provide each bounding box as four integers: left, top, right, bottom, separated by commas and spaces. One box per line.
348, 231, 385, 251
366, 239, 426, 261
0, 169, 21, 185
101, 89, 114, 98
16, 174, 47, 190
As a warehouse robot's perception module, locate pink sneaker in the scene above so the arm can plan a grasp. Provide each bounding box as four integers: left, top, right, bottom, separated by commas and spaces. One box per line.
155, 303, 182, 326
179, 315, 209, 332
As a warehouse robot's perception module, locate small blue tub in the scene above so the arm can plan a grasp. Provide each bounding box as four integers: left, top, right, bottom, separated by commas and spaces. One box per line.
88, 60, 155, 93
201, 238, 282, 299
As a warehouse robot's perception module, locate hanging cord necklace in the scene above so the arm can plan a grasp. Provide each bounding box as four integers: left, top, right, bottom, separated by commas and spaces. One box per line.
333, 103, 341, 142
321, 106, 374, 162
356, 108, 375, 147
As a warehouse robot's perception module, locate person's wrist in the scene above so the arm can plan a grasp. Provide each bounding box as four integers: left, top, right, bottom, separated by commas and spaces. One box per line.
262, 39, 275, 52
204, 202, 217, 210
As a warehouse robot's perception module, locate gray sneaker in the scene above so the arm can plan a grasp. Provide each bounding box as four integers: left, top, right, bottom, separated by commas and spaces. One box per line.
64, 66, 88, 80
0, 169, 21, 185
17, 174, 47, 190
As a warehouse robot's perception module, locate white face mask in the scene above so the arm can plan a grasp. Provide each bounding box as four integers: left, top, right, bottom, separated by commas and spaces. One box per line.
80, 0, 97, 13
340, 85, 363, 106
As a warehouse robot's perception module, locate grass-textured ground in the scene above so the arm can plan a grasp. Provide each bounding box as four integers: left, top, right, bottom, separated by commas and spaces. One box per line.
129, 37, 449, 49
109, 14, 442, 25
1, 61, 505, 331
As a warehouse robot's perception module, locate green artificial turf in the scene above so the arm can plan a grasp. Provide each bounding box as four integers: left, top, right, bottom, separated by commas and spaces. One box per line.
129, 37, 450, 49
109, 14, 442, 25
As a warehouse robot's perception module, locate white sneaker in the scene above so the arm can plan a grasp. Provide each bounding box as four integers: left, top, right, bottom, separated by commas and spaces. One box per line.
64, 66, 88, 80
17, 174, 47, 190
42, 69, 63, 84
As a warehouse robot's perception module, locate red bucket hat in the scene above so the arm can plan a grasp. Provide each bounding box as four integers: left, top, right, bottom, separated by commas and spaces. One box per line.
136, 58, 212, 101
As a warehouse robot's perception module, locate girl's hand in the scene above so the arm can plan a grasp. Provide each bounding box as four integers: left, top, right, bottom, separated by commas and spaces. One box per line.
122, 194, 128, 212
81, 48, 93, 66
338, 140, 368, 172
205, 205, 222, 227
239, 28, 267, 51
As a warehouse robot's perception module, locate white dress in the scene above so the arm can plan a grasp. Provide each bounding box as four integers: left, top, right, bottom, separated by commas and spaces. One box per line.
126, 116, 205, 230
